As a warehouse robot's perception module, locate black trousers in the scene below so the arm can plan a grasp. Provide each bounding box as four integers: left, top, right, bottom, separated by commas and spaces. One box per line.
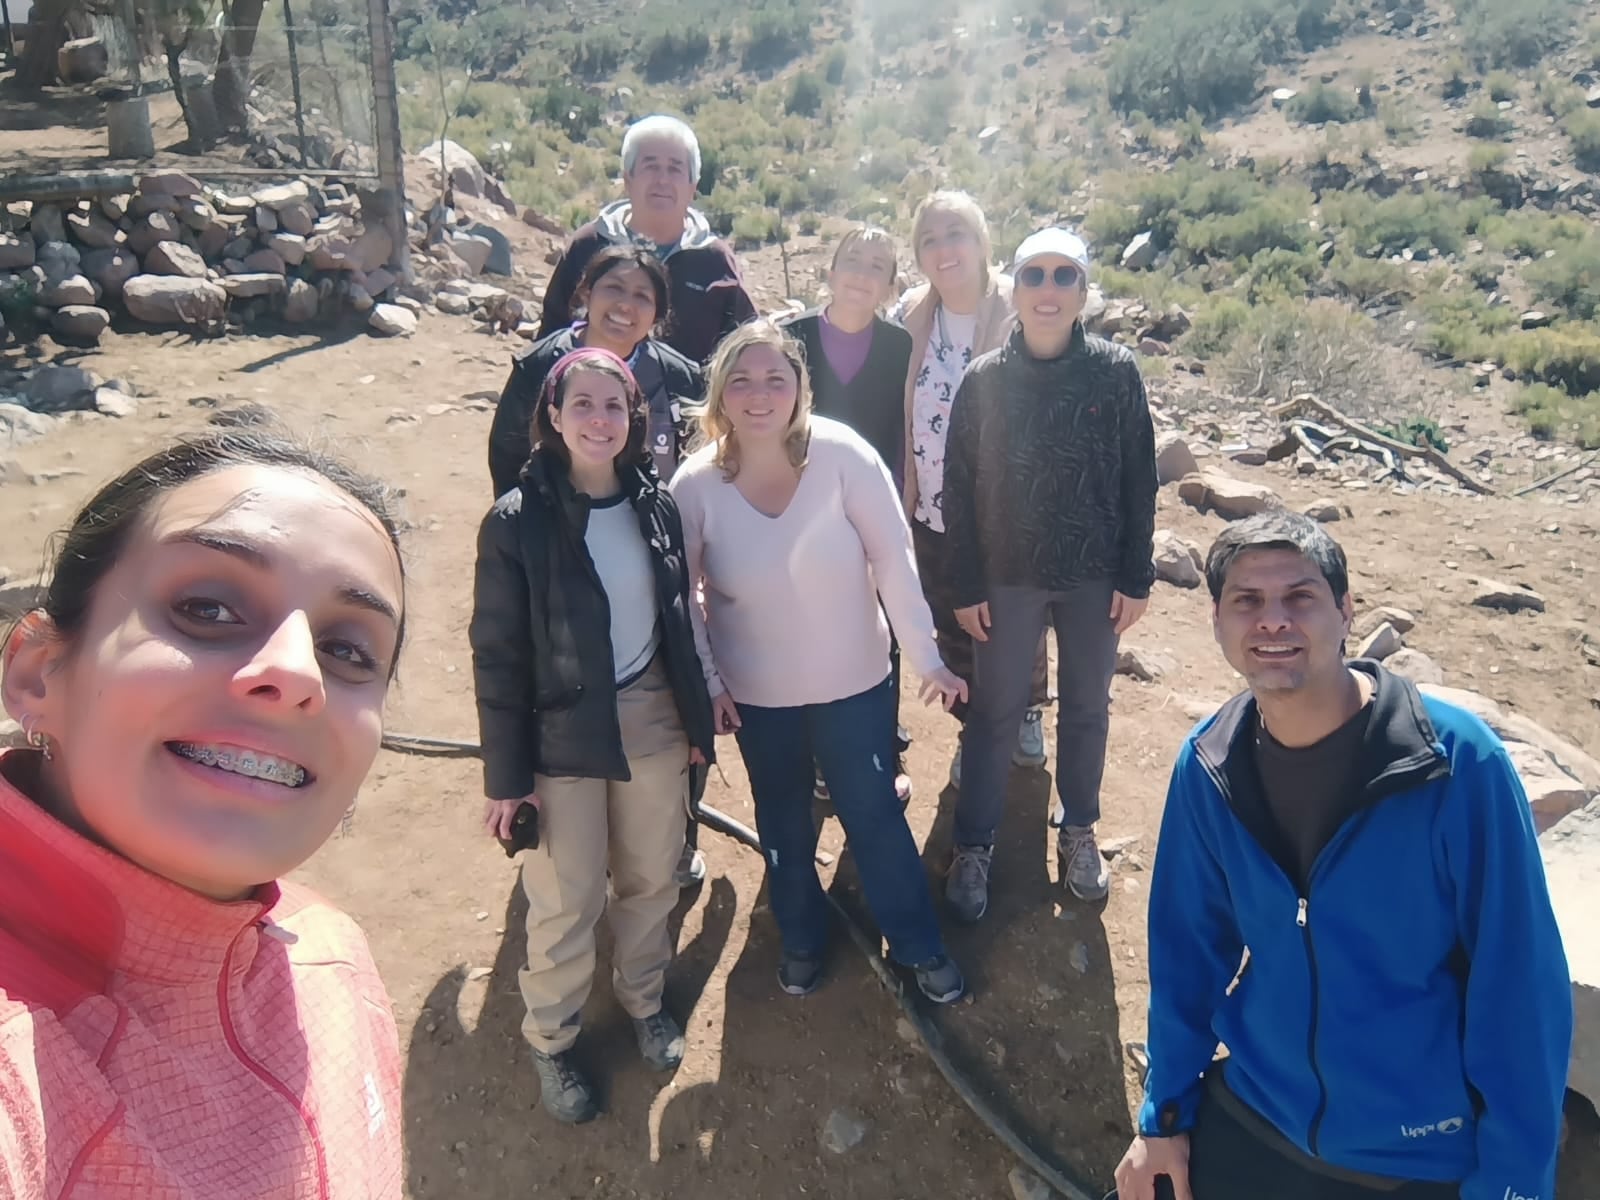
1145, 1088, 1461, 1200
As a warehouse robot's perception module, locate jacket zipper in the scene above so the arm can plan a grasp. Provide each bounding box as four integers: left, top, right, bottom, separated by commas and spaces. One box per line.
1296, 895, 1329, 1156
218, 924, 331, 1199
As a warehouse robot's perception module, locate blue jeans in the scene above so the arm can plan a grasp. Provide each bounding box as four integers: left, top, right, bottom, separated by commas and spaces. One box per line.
734, 676, 945, 966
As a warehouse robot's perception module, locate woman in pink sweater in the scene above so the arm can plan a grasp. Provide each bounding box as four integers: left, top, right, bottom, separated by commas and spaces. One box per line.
670, 321, 969, 1004
0, 431, 408, 1200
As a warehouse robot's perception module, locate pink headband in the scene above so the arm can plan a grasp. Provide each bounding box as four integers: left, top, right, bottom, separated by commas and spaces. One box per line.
540, 346, 640, 409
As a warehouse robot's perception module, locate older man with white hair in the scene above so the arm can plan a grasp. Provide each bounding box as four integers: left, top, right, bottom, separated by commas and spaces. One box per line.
538, 114, 758, 363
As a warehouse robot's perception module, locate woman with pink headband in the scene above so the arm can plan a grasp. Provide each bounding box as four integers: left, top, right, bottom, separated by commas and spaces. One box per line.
470, 347, 716, 1125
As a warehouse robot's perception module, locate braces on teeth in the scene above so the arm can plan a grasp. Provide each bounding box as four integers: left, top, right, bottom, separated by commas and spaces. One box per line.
178, 744, 306, 787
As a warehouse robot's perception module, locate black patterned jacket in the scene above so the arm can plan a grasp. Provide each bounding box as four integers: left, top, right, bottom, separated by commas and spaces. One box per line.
941, 323, 1158, 607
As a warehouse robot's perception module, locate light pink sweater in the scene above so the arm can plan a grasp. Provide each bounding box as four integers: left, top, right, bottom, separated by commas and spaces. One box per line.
671, 416, 943, 709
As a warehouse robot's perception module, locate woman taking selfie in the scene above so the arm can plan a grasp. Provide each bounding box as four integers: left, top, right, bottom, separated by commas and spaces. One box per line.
671, 321, 967, 1005
471, 347, 715, 1125
0, 431, 408, 1196
893, 190, 1051, 787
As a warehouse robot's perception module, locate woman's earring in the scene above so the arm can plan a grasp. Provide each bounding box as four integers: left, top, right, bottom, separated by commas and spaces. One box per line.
21, 715, 53, 761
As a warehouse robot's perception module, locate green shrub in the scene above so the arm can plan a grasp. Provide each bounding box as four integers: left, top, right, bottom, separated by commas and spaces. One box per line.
1563, 109, 1600, 171
1183, 294, 1253, 358
1378, 96, 1418, 143
1538, 77, 1587, 118
1468, 143, 1510, 174
1285, 82, 1363, 125
731, 208, 781, 248
1322, 189, 1486, 258
742, 3, 814, 71
1485, 71, 1520, 102
530, 83, 603, 139
639, 27, 712, 81
1498, 324, 1600, 394
1178, 192, 1313, 261
785, 71, 825, 116
1218, 298, 1388, 414
1524, 238, 1600, 320
822, 44, 849, 85
1412, 289, 1516, 361
1510, 382, 1600, 446
1243, 246, 1321, 299
1480, 209, 1590, 258
1455, 0, 1575, 69
573, 31, 625, 78
1328, 251, 1413, 304
1465, 97, 1513, 139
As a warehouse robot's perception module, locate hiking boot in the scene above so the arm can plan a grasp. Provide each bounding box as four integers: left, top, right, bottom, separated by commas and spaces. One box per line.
945, 843, 993, 923
673, 844, 706, 888
1014, 706, 1048, 767
777, 951, 824, 997
1059, 824, 1110, 902
532, 1049, 599, 1124
913, 953, 967, 1005
632, 1010, 686, 1072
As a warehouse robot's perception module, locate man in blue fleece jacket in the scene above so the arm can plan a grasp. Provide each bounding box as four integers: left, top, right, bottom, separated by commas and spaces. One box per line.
1115, 511, 1571, 1200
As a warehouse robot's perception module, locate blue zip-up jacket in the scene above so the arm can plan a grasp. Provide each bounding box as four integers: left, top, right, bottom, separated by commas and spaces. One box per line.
1139, 663, 1571, 1200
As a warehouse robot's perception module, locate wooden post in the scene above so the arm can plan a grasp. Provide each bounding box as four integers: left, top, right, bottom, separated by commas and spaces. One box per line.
280, 0, 308, 167
366, 0, 409, 279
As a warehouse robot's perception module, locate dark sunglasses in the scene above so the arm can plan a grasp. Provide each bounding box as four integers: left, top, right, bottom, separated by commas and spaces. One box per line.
1017, 263, 1082, 289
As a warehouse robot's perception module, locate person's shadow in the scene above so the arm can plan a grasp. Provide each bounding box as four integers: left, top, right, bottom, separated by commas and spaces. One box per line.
400, 871, 735, 1197
922, 761, 1136, 1193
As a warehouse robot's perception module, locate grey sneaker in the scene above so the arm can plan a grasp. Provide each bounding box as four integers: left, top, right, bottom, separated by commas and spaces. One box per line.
674, 844, 706, 888
632, 1010, 686, 1072
945, 843, 993, 922
1059, 824, 1109, 901
532, 1049, 599, 1124
1014, 706, 1048, 767
913, 953, 967, 1004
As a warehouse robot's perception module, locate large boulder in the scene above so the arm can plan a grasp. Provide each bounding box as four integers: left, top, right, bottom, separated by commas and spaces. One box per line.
29, 204, 67, 245
144, 240, 208, 279
1177, 470, 1282, 520
66, 208, 121, 249
57, 36, 108, 83
0, 234, 35, 270
368, 303, 417, 337
122, 276, 227, 326
308, 225, 393, 274
52, 306, 111, 342
1540, 800, 1599, 1109
1419, 685, 1600, 832
283, 278, 319, 323
277, 200, 317, 237
447, 233, 492, 276
1155, 431, 1199, 485
250, 181, 312, 211
138, 169, 203, 198
1470, 578, 1546, 614
1121, 231, 1157, 270
418, 139, 486, 197
266, 232, 307, 266
242, 248, 287, 276
128, 212, 182, 256
1152, 529, 1204, 589
82, 247, 139, 298
458, 222, 514, 276
222, 274, 287, 300
24, 365, 101, 413
37, 274, 98, 308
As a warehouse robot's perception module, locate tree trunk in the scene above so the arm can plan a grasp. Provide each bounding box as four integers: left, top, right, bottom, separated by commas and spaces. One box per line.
212, 0, 265, 133
16, 0, 66, 88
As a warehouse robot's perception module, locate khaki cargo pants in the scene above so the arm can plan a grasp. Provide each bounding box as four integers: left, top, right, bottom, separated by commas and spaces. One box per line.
518, 656, 690, 1055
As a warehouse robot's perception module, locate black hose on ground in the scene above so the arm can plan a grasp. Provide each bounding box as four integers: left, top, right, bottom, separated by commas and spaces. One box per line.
380, 730, 1109, 1200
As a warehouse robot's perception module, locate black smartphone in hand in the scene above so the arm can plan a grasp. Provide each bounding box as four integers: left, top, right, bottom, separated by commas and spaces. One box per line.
498, 801, 540, 858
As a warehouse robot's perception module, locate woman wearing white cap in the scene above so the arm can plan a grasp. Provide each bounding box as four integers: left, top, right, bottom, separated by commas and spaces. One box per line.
938, 227, 1158, 920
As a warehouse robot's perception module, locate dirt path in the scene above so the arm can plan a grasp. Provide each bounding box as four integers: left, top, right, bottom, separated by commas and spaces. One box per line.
1, 318, 1595, 1197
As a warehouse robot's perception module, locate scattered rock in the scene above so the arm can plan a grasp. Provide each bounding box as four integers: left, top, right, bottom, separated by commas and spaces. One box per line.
222, 274, 288, 299
1121, 231, 1157, 270
369, 303, 417, 337
0, 234, 35, 270
1384, 648, 1443, 685
38, 274, 98, 307
418, 139, 487, 197
197, 221, 231, 260
1354, 622, 1402, 661
53, 305, 111, 343
242, 248, 288, 276
1008, 1166, 1053, 1200
128, 212, 182, 256
266, 232, 308, 265
82, 247, 139, 297
29, 204, 67, 245
277, 200, 317, 237
66, 208, 121, 249
1229, 447, 1268, 467
35, 240, 79, 274
122, 276, 227, 326
1521, 310, 1553, 330
1470, 578, 1545, 614
448, 234, 493, 276
1420, 685, 1599, 831
1302, 498, 1342, 522
363, 267, 397, 296
436, 293, 472, 316
458, 222, 514, 276
254, 206, 279, 234
1152, 529, 1204, 589
99, 193, 131, 221
284, 278, 319, 323
347, 284, 375, 313
93, 385, 137, 417
1117, 646, 1177, 682
1356, 606, 1416, 637
0, 405, 57, 446
251, 180, 313, 210
309, 225, 393, 274
137, 168, 203, 197
24, 365, 100, 413
1155, 431, 1199, 485
820, 1109, 869, 1155
1540, 799, 1599, 1108
176, 197, 216, 232
1177, 470, 1282, 520
144, 241, 209, 279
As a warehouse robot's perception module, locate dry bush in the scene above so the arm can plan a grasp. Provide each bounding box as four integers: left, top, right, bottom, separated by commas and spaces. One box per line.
1219, 297, 1393, 419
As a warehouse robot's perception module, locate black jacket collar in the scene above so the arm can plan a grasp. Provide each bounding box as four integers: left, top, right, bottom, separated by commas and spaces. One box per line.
521, 449, 661, 525
1194, 662, 1451, 866
1001, 318, 1089, 365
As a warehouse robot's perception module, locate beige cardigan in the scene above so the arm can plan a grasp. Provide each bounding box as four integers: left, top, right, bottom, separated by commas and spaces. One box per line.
895, 275, 1016, 518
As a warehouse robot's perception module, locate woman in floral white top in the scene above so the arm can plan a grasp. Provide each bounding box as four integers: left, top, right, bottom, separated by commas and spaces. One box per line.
892, 191, 1050, 788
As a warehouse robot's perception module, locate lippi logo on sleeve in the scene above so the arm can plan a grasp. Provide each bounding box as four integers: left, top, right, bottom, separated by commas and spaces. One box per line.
1399, 1115, 1465, 1138
1502, 1191, 1539, 1200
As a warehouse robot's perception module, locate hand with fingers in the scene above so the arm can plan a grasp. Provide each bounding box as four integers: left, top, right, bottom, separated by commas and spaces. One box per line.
955, 601, 990, 642
483, 794, 537, 841
1113, 1133, 1191, 1200
711, 692, 741, 735
918, 665, 968, 712
1110, 591, 1150, 636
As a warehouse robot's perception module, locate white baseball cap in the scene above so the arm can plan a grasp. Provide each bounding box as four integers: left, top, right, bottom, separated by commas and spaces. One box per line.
1012, 227, 1091, 274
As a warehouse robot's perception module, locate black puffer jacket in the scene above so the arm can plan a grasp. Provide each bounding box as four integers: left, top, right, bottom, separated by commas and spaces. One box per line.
469, 451, 716, 799
489, 327, 704, 498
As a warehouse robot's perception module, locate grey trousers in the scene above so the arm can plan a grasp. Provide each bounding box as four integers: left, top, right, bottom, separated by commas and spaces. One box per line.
955, 580, 1119, 847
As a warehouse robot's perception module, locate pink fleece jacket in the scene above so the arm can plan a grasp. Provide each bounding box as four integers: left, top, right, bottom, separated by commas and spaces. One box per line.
0, 752, 404, 1199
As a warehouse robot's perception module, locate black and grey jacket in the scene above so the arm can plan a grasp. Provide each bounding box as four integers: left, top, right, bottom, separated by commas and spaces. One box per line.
941, 323, 1158, 606
488, 327, 704, 499
469, 451, 716, 799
